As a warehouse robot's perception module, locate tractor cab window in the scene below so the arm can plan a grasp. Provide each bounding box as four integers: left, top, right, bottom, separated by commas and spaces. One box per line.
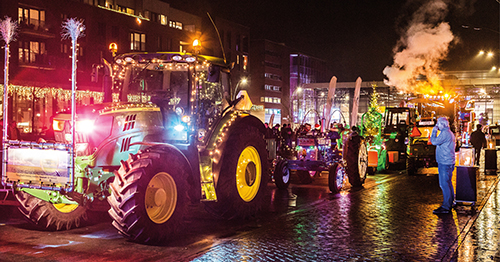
196, 65, 227, 140
125, 63, 189, 113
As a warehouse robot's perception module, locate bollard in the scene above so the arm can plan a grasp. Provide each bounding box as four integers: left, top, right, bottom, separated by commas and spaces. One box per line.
484, 149, 497, 171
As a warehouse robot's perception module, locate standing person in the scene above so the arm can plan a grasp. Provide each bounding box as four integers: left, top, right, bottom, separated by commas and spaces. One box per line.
431, 117, 456, 215
470, 124, 486, 166
8, 120, 21, 140
281, 124, 292, 147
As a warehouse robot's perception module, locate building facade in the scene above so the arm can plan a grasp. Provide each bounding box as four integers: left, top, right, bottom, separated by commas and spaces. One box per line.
249, 39, 291, 125
289, 53, 329, 125
0, 0, 249, 135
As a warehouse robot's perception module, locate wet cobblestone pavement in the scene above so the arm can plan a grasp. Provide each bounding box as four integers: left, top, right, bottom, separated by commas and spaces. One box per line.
189, 163, 500, 261
2, 154, 500, 261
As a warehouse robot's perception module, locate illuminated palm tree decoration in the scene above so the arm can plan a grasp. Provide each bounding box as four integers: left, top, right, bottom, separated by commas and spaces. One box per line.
61, 18, 85, 178
0, 16, 18, 142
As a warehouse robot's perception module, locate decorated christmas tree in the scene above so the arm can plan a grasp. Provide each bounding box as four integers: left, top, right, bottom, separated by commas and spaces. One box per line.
361, 84, 383, 141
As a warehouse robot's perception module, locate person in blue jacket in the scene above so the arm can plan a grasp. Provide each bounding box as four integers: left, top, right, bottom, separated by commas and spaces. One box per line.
431, 116, 456, 214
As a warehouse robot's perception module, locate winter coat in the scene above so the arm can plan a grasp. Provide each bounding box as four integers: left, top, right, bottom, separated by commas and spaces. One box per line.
431, 126, 456, 165
470, 129, 486, 149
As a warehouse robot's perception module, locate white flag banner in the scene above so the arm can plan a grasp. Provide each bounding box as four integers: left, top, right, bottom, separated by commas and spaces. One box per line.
325, 76, 337, 129
351, 77, 362, 128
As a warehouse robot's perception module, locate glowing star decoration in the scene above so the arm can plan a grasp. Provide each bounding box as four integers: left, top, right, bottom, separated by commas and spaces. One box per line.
1, 16, 18, 142
383, 0, 454, 95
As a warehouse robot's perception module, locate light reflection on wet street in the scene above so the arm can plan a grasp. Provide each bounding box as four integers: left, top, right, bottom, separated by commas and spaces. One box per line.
0, 166, 499, 261
192, 169, 499, 262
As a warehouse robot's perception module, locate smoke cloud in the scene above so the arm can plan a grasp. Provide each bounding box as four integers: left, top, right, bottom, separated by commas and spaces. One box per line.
383, 0, 454, 94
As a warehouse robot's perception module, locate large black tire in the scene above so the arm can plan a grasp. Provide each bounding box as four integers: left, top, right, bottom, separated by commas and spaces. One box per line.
16, 191, 89, 230
367, 167, 376, 176
274, 160, 291, 189
344, 133, 368, 187
204, 126, 268, 220
407, 157, 416, 176
328, 162, 345, 194
108, 146, 188, 244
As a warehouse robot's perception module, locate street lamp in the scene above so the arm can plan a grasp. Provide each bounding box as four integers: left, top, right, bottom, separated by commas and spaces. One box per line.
192, 39, 201, 54
233, 77, 248, 100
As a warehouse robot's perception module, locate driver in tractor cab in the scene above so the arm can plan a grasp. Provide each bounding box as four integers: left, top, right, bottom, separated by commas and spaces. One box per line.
312, 123, 321, 136
298, 123, 312, 135
328, 123, 341, 149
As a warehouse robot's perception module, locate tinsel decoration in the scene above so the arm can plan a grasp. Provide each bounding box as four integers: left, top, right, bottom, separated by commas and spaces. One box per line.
0, 16, 17, 44
61, 18, 85, 41
62, 17, 85, 180
1, 16, 18, 142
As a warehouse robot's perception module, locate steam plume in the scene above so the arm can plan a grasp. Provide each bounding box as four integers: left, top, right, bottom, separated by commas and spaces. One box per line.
383, 0, 454, 94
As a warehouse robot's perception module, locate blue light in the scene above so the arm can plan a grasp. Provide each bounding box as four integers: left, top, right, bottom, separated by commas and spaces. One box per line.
174, 124, 184, 132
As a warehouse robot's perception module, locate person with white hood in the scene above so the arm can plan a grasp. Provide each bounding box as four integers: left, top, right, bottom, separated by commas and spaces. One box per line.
431, 116, 456, 215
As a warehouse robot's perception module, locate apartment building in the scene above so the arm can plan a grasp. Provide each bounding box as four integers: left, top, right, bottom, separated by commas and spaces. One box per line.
0, 0, 249, 134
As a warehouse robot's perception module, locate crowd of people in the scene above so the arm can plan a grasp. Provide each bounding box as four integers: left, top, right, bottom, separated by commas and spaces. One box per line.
264, 121, 348, 150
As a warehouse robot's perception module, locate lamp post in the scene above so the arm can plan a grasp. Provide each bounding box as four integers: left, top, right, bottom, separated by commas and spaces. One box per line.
233, 77, 248, 100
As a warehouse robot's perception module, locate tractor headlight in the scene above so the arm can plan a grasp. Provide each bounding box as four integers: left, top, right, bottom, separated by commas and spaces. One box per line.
76, 119, 96, 134
174, 124, 185, 132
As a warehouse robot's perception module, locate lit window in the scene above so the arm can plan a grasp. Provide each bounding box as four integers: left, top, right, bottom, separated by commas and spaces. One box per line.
160, 15, 167, 25
19, 40, 46, 64
18, 7, 45, 30
126, 8, 134, 15
243, 55, 248, 71
130, 32, 146, 51
260, 97, 265, 102
169, 21, 183, 30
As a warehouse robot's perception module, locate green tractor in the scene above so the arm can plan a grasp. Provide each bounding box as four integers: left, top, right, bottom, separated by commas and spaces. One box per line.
1, 52, 268, 244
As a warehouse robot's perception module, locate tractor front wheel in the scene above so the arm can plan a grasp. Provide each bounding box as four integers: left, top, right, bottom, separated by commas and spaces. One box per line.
328, 163, 345, 194
16, 191, 89, 230
204, 126, 268, 219
274, 160, 291, 189
108, 146, 188, 244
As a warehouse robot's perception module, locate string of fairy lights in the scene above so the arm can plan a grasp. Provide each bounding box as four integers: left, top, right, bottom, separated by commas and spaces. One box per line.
0, 85, 104, 103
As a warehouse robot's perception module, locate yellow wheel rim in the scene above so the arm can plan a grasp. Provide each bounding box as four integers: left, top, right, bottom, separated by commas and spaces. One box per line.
53, 203, 78, 213
236, 146, 262, 202
145, 172, 177, 224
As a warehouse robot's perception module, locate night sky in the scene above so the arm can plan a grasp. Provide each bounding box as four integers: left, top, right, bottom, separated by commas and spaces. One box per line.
166, 0, 500, 82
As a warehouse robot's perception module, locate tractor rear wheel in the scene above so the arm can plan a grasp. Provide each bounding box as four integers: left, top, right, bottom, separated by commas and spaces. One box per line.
328, 163, 345, 194
344, 133, 368, 187
16, 191, 89, 230
274, 160, 291, 189
108, 146, 188, 244
204, 126, 268, 219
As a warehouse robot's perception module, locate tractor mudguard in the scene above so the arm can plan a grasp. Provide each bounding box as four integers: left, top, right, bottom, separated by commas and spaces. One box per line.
128, 141, 199, 201
210, 113, 266, 188
19, 188, 78, 205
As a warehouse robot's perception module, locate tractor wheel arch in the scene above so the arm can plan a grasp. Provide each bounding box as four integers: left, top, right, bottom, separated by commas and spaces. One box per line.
211, 114, 267, 188
203, 123, 269, 219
